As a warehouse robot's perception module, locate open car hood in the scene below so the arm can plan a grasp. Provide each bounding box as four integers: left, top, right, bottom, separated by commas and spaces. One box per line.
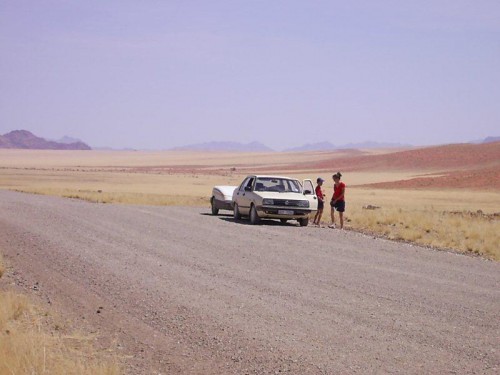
213, 186, 237, 197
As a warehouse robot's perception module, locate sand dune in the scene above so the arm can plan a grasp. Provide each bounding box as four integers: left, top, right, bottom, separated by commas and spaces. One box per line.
310, 142, 500, 172
364, 165, 500, 190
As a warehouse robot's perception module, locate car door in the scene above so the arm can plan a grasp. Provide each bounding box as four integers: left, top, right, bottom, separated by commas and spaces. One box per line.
234, 176, 255, 215
303, 179, 318, 211
233, 177, 248, 210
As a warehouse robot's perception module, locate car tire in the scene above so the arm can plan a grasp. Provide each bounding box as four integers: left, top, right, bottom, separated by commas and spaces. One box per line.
280, 219, 288, 224
233, 203, 241, 220
250, 205, 260, 225
299, 217, 309, 227
211, 198, 219, 215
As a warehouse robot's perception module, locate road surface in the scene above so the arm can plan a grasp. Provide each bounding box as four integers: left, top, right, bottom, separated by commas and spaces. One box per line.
0, 191, 498, 374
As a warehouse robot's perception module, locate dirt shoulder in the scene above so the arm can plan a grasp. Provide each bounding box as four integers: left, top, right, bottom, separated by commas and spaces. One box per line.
0, 191, 499, 374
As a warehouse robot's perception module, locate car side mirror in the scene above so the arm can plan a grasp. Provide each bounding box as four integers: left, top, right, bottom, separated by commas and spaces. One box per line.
244, 186, 252, 192
304, 189, 312, 195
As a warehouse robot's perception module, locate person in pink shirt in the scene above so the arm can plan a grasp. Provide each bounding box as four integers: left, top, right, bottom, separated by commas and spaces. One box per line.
329, 172, 346, 229
312, 177, 325, 226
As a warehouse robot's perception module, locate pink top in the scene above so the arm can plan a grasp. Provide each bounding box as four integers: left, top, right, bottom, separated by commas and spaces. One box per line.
333, 182, 345, 201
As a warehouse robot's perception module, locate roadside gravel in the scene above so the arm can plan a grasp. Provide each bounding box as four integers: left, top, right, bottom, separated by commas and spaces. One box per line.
0, 190, 498, 374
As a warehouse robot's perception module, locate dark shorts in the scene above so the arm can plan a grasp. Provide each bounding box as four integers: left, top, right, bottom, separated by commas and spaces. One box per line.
330, 200, 345, 212
318, 200, 324, 210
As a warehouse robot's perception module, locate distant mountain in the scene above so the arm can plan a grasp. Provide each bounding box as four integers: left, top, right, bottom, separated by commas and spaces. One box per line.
284, 142, 337, 152
0, 135, 11, 148
481, 136, 500, 144
0, 130, 91, 150
469, 136, 500, 144
335, 141, 412, 149
171, 141, 274, 152
92, 146, 137, 151
285, 141, 411, 152
55, 135, 83, 144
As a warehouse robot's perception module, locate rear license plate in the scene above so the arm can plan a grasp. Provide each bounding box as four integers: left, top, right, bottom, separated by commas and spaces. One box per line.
278, 210, 294, 215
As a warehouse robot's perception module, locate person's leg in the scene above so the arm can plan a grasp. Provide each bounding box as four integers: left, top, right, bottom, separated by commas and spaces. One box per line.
317, 208, 323, 225
315, 200, 324, 225
337, 201, 345, 229
329, 206, 336, 228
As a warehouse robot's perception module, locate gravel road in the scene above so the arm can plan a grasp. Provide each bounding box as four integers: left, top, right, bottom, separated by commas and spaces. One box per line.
0, 190, 499, 374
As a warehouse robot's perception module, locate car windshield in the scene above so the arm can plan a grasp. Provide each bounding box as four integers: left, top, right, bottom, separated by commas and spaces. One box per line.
254, 177, 302, 193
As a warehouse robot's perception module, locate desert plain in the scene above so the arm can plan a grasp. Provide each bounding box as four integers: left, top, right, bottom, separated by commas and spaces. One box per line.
1, 142, 499, 259
0, 142, 499, 374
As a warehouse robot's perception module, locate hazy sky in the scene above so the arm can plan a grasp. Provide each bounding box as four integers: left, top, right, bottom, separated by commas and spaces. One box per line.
1, 1, 499, 150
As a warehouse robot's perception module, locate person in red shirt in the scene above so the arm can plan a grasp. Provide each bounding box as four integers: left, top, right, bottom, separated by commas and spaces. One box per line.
329, 172, 346, 229
313, 177, 325, 226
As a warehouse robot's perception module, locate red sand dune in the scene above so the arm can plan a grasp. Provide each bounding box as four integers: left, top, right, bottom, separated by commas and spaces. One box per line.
311, 142, 500, 172
364, 165, 500, 190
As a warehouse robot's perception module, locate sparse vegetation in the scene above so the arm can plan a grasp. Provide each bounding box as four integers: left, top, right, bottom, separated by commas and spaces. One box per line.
344, 206, 499, 260
0, 253, 121, 374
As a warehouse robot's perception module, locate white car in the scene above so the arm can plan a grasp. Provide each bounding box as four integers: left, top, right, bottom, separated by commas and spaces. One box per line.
210, 186, 237, 215
232, 175, 318, 226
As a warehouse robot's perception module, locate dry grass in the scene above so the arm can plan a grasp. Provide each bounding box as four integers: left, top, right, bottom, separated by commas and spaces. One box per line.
345, 207, 499, 259
328, 188, 500, 260
0, 167, 244, 203
0, 253, 121, 374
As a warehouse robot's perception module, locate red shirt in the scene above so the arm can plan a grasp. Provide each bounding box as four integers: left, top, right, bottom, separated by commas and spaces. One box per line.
315, 185, 324, 201
333, 182, 345, 201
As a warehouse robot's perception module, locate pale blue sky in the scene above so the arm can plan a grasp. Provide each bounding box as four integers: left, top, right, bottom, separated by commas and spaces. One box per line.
1, 1, 499, 150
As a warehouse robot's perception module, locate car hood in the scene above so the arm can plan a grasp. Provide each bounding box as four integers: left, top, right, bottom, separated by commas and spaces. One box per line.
254, 192, 307, 200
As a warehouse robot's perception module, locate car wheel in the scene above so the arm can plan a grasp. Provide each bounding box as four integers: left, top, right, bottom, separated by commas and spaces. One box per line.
211, 198, 219, 215
299, 217, 309, 227
250, 205, 260, 225
280, 219, 288, 224
233, 203, 241, 220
